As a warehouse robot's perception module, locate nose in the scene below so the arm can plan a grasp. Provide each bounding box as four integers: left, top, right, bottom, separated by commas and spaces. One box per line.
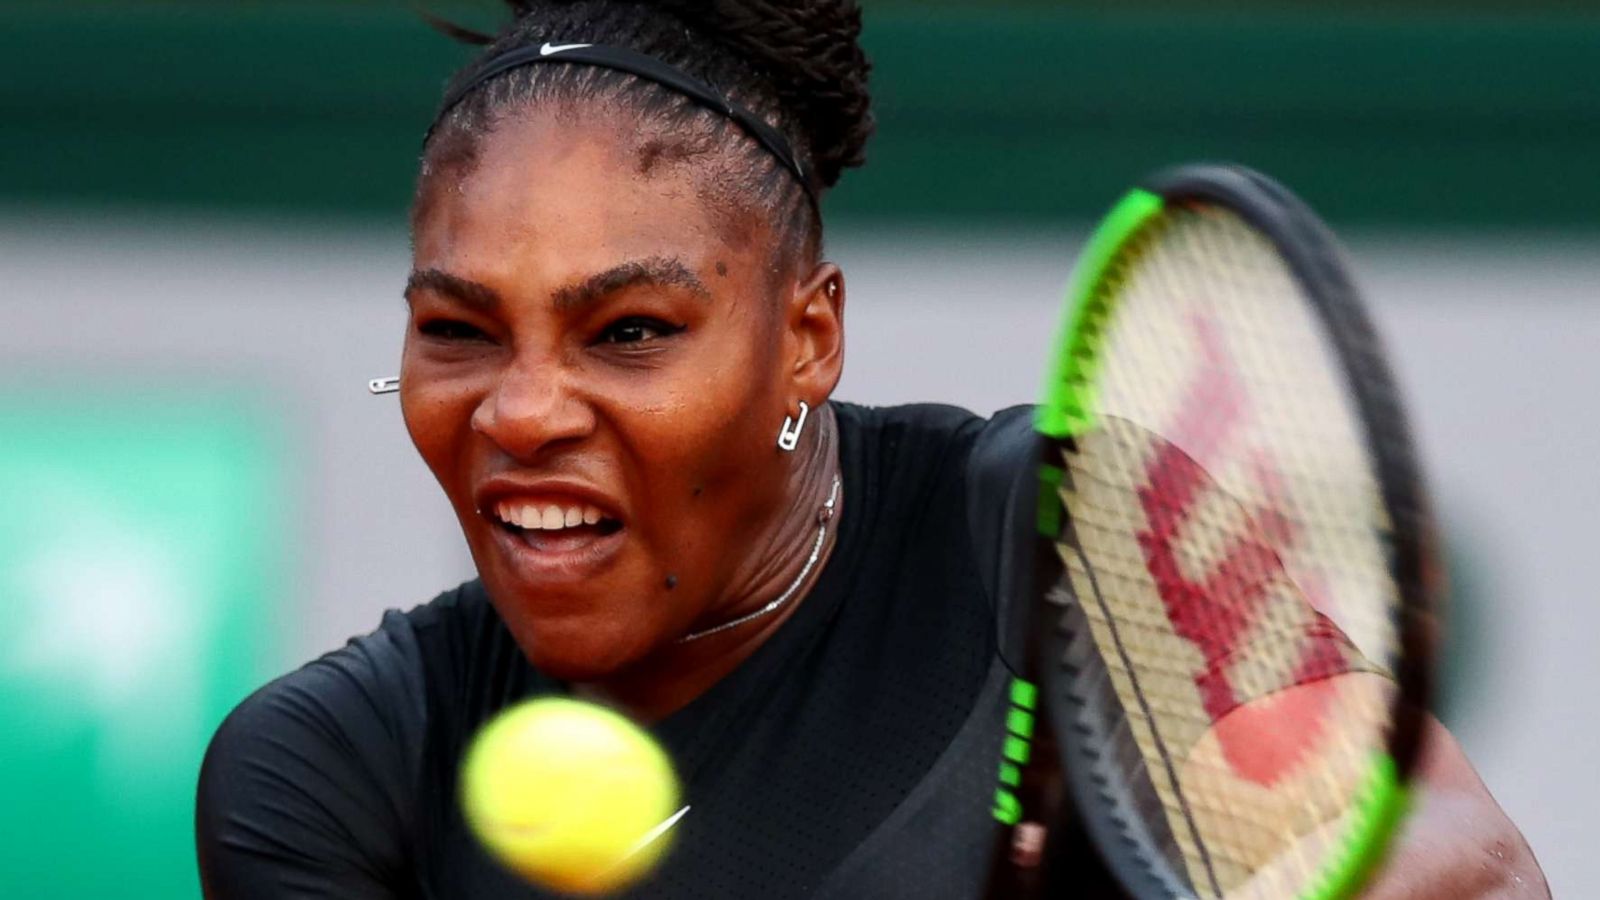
471, 351, 596, 462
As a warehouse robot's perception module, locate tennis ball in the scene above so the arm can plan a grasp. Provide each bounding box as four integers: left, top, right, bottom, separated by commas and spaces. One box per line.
460, 697, 682, 896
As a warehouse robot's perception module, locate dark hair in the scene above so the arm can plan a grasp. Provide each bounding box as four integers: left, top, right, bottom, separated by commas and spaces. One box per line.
419, 0, 874, 263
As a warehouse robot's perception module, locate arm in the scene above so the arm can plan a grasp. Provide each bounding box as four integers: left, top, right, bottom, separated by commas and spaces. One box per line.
1183, 678, 1549, 899
1358, 716, 1548, 899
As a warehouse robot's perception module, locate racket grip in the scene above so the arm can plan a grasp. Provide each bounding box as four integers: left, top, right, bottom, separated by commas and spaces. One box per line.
980, 700, 1134, 899
982, 812, 1129, 899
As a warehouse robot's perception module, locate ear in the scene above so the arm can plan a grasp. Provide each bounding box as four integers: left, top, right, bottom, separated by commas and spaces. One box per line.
783, 261, 846, 404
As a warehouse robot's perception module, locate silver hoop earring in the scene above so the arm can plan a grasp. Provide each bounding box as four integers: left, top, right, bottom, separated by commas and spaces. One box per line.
777, 401, 810, 452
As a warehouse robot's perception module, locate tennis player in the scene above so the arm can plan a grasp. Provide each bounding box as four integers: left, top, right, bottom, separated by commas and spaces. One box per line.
195, 2, 1546, 896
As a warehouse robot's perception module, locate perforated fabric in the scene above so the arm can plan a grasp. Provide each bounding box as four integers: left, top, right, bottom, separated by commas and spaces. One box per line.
197, 402, 1036, 899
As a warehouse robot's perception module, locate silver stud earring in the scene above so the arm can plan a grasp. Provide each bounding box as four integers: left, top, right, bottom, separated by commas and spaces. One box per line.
825, 280, 839, 299
778, 401, 810, 452
369, 376, 400, 395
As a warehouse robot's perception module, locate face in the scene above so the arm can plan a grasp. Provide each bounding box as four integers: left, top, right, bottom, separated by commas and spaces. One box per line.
404, 108, 838, 680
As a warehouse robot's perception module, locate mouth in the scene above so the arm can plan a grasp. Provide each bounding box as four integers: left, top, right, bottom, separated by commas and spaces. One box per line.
483, 495, 628, 581
492, 498, 624, 551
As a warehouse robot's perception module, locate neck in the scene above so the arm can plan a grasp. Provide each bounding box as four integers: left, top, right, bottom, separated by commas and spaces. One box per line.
575, 404, 844, 721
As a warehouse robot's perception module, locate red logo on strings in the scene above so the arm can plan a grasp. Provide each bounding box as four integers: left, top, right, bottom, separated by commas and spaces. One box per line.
1134, 317, 1348, 785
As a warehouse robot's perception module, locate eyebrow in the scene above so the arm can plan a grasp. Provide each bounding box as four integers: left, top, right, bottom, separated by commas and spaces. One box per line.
404, 256, 711, 315
551, 256, 711, 312
404, 268, 502, 311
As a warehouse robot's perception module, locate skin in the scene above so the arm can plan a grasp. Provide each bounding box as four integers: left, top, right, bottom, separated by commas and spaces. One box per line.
404, 105, 844, 721
1183, 677, 1550, 898
1361, 718, 1549, 899
404, 99, 1546, 895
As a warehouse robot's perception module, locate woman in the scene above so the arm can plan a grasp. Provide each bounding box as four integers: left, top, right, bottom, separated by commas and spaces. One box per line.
196, 1, 1545, 897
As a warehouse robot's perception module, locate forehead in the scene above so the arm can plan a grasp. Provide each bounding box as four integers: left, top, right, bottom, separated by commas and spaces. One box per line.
412, 108, 759, 285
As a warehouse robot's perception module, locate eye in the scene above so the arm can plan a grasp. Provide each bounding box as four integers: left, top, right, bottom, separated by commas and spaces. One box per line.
598, 317, 683, 345
416, 318, 490, 342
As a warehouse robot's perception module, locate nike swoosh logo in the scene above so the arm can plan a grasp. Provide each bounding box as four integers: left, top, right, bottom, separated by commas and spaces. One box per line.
540, 42, 593, 56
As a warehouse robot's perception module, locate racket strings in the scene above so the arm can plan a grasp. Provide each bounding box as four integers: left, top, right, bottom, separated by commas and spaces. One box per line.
1057, 204, 1402, 898
1059, 423, 1387, 897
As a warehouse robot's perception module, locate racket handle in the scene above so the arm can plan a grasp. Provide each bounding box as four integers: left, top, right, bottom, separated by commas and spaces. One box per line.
982, 812, 1128, 899
979, 725, 1072, 897
980, 718, 1129, 899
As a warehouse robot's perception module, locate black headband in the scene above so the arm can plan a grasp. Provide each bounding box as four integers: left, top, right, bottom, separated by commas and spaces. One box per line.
429, 42, 815, 202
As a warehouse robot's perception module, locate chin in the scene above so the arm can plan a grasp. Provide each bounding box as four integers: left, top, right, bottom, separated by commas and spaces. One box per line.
505, 609, 659, 683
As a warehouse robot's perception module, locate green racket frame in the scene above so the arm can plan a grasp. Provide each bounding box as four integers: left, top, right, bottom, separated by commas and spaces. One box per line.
1026, 165, 1436, 900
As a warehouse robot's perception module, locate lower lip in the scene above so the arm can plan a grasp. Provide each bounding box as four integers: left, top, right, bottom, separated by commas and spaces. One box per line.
487, 521, 628, 583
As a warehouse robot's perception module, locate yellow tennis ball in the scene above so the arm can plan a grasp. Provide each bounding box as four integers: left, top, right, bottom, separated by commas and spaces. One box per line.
460, 697, 682, 896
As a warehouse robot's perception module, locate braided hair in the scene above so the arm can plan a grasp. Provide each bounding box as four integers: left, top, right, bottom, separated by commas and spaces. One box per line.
419, 1, 874, 264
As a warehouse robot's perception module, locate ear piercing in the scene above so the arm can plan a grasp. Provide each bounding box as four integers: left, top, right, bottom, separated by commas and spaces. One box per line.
369, 377, 400, 395
778, 401, 810, 452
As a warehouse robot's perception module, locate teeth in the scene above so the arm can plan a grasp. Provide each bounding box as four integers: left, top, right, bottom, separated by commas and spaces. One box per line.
495, 501, 609, 532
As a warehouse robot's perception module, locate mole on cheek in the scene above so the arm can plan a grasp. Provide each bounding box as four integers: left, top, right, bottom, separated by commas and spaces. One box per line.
715, 261, 728, 277
665, 575, 679, 590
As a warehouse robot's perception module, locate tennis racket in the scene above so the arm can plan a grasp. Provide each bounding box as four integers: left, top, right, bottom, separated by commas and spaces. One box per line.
985, 163, 1439, 899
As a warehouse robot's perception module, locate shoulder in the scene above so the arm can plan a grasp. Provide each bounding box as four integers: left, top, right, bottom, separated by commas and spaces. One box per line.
833, 401, 1032, 479
833, 400, 1033, 521
200, 580, 495, 784
831, 401, 1034, 618
834, 400, 1031, 442
832, 399, 1033, 531
834, 400, 984, 446
196, 581, 494, 894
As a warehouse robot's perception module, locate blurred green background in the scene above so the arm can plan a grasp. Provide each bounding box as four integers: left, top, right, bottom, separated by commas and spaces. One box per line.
1, 1, 1595, 897
6, 1, 1600, 225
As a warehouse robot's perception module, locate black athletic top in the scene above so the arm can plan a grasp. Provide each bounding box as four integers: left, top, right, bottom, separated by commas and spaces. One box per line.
196, 402, 1037, 899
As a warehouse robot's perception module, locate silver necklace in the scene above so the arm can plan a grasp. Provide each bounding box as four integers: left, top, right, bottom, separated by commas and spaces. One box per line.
677, 475, 842, 644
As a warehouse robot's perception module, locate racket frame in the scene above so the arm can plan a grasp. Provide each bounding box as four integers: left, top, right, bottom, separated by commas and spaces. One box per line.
1021, 163, 1438, 900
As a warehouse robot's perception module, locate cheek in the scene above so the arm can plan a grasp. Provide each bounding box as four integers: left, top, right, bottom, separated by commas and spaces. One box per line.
635, 311, 783, 472
400, 354, 482, 501
593, 306, 786, 564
